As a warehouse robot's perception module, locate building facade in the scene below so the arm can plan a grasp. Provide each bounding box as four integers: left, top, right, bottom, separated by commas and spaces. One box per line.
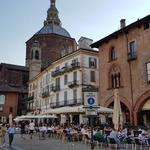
28, 38, 99, 124
91, 15, 150, 127
0, 63, 29, 123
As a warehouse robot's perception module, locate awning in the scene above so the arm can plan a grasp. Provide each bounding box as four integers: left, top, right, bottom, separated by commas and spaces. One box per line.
97, 106, 113, 113
47, 105, 112, 114
14, 114, 57, 121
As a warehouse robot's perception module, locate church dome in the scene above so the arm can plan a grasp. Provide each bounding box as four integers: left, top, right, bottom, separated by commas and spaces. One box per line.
35, 0, 71, 38
35, 24, 71, 37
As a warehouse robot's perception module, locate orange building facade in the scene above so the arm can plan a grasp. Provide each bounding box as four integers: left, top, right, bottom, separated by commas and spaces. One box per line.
91, 15, 150, 127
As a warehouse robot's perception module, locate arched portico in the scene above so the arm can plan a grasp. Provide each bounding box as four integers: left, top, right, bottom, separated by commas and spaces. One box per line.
134, 90, 150, 127
104, 95, 132, 125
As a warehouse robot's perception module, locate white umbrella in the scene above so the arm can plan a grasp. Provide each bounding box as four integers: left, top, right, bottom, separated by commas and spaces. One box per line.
112, 89, 123, 130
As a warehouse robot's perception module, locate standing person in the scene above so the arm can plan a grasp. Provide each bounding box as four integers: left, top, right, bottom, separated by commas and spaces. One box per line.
7, 124, 15, 146
20, 121, 26, 139
29, 120, 35, 139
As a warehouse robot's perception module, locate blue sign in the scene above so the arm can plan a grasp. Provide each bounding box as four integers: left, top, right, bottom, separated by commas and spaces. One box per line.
0, 95, 5, 105
87, 97, 95, 105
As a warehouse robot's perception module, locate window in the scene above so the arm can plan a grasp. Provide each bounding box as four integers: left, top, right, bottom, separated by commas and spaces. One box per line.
35, 50, 39, 59
110, 47, 117, 61
64, 91, 67, 105
129, 41, 136, 57
90, 71, 96, 82
147, 62, 150, 82
73, 71, 77, 81
73, 89, 77, 103
0, 95, 5, 105
144, 22, 149, 30
56, 78, 60, 86
64, 74, 68, 85
56, 93, 59, 106
89, 57, 97, 68
109, 66, 121, 88
72, 58, 79, 66
56, 66, 60, 71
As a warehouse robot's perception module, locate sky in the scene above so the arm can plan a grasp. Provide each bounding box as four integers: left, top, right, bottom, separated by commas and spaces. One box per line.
0, 0, 150, 66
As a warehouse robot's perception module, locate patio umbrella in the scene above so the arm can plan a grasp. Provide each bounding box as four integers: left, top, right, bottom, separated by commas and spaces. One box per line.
112, 88, 123, 130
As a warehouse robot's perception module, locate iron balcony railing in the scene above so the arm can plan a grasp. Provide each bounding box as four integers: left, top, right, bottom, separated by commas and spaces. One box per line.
51, 62, 80, 78
42, 91, 50, 98
51, 85, 60, 92
68, 80, 80, 88
50, 99, 82, 108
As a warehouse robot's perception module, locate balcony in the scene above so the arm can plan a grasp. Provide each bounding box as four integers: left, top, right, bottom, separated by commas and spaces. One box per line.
128, 52, 137, 61
50, 99, 82, 108
51, 85, 60, 92
68, 80, 79, 88
42, 91, 50, 98
51, 70, 61, 77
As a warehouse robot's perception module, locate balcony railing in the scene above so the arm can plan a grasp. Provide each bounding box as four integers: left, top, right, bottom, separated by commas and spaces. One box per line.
68, 80, 79, 88
51, 70, 61, 77
42, 91, 50, 98
128, 52, 137, 61
51, 85, 60, 92
51, 62, 80, 78
50, 99, 82, 108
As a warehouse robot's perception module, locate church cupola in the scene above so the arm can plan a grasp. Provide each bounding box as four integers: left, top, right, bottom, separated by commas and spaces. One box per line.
44, 0, 61, 26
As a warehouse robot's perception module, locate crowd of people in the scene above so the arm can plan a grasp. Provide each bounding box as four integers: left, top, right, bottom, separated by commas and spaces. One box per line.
0, 121, 150, 148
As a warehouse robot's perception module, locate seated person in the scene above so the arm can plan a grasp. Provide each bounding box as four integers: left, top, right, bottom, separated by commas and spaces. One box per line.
93, 128, 104, 142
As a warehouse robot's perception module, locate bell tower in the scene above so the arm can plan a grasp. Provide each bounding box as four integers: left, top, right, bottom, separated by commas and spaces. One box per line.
29, 41, 41, 80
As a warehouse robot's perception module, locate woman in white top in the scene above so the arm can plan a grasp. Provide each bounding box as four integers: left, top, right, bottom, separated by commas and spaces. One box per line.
29, 120, 35, 139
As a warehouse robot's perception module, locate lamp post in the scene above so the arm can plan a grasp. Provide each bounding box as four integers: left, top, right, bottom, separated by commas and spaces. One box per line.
90, 116, 94, 150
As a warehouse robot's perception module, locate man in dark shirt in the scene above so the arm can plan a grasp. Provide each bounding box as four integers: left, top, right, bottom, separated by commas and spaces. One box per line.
20, 121, 26, 139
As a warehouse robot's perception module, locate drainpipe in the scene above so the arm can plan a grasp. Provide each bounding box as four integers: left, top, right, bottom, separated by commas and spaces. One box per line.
124, 31, 135, 127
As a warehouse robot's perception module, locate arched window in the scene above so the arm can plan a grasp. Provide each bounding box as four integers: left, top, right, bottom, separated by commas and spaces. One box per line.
35, 50, 39, 59
109, 66, 121, 88
110, 47, 117, 61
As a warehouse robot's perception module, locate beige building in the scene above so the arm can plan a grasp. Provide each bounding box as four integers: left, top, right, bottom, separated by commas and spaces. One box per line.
28, 37, 99, 124
91, 15, 150, 127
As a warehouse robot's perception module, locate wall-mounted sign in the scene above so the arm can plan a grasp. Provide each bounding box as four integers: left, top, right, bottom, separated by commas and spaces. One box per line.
84, 92, 98, 106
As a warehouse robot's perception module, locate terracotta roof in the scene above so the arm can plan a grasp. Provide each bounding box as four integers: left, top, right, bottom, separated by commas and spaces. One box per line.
0, 63, 29, 71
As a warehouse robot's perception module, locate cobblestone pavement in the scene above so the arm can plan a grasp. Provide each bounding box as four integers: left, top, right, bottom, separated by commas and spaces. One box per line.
0, 134, 149, 150
0, 134, 97, 150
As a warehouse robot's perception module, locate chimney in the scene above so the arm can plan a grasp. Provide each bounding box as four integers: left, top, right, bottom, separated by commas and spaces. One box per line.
120, 19, 126, 29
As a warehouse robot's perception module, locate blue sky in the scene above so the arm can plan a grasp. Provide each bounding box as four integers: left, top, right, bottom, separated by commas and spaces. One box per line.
0, 0, 150, 66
